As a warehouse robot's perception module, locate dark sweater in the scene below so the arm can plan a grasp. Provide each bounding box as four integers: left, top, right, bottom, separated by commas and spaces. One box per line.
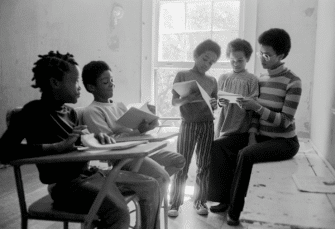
0, 98, 89, 184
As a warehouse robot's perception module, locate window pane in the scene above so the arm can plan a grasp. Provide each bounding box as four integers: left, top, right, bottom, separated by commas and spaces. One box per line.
155, 68, 180, 121
213, 1, 240, 31
186, 2, 211, 31
159, 2, 185, 33
159, 33, 187, 61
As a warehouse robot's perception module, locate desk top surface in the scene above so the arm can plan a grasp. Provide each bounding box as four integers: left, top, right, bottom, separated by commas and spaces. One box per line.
115, 131, 178, 143
10, 141, 167, 165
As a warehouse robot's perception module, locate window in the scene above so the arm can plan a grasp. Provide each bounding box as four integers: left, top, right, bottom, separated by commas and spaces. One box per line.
141, 0, 257, 124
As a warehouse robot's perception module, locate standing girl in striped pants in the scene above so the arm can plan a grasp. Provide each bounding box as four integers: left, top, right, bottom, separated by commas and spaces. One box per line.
168, 39, 221, 217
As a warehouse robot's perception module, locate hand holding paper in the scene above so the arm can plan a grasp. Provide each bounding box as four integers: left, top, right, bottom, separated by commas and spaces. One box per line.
173, 80, 214, 116
116, 102, 159, 129
218, 90, 243, 104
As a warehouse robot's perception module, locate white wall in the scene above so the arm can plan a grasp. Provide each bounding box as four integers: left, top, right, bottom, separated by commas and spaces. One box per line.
253, 0, 317, 138
310, 0, 335, 169
0, 0, 143, 134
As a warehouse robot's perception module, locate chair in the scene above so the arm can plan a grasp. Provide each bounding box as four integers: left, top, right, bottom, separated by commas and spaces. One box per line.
6, 108, 142, 229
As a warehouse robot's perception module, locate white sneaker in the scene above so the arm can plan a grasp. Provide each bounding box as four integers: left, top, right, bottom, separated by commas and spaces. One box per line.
168, 207, 179, 217
194, 202, 209, 215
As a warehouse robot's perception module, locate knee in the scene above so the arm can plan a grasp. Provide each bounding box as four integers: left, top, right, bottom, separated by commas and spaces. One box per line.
160, 171, 171, 187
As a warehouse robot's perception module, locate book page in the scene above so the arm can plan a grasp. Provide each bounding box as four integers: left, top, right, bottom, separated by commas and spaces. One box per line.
218, 90, 243, 104
172, 80, 198, 98
195, 81, 213, 114
116, 107, 159, 129
139, 102, 155, 114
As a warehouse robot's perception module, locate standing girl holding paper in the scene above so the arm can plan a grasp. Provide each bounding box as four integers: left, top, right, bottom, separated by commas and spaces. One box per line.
207, 38, 259, 216
168, 39, 221, 217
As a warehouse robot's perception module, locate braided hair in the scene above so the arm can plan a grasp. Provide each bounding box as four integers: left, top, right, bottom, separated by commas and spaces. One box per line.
31, 51, 78, 92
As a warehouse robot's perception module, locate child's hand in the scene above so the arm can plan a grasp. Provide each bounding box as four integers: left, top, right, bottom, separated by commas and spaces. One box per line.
210, 98, 218, 110
56, 125, 89, 152
218, 98, 229, 107
54, 133, 81, 153
94, 133, 116, 144
138, 119, 159, 133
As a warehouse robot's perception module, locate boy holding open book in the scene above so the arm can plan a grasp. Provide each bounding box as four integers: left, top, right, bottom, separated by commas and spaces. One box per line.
81, 60, 185, 206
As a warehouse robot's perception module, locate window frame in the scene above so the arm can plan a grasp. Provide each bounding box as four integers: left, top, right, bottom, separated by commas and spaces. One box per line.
140, 0, 257, 106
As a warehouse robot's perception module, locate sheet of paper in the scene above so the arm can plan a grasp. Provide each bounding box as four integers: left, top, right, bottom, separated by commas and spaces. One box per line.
195, 81, 213, 114
218, 90, 243, 104
292, 174, 335, 194
172, 80, 199, 98
173, 80, 213, 116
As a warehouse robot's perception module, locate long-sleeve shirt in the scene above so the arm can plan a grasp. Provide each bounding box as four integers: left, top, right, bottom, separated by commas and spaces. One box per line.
249, 64, 302, 138
0, 98, 89, 184
216, 70, 259, 138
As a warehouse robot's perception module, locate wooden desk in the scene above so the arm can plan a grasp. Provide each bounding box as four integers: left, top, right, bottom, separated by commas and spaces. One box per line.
10, 141, 167, 229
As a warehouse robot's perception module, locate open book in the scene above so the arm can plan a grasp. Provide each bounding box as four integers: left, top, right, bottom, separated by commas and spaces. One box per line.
79, 133, 148, 150
116, 102, 159, 129
173, 80, 213, 115
218, 90, 243, 104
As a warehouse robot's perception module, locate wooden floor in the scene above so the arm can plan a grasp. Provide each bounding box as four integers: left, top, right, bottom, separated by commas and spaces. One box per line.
1, 139, 335, 229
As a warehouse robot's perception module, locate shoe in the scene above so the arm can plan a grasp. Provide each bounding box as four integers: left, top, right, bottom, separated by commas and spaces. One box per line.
227, 213, 240, 226
194, 202, 209, 215
210, 203, 229, 213
168, 207, 179, 217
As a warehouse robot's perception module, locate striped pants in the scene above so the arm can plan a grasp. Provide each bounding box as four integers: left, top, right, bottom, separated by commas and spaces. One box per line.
169, 121, 214, 208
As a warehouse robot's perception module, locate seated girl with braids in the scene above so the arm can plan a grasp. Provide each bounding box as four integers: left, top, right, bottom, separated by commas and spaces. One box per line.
0, 51, 162, 229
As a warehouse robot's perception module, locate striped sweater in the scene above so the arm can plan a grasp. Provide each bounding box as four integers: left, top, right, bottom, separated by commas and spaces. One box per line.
249, 64, 302, 138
